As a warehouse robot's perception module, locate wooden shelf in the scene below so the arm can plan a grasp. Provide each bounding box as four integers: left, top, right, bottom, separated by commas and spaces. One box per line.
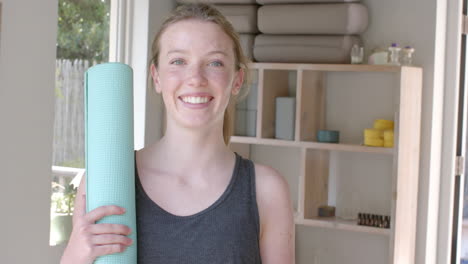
230, 63, 422, 264
230, 136, 393, 155
296, 217, 391, 236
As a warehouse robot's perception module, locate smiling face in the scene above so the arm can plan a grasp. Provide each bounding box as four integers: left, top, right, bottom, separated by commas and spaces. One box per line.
151, 19, 244, 133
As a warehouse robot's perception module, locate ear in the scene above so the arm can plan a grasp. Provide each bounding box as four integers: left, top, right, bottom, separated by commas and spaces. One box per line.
231, 68, 245, 95
150, 63, 162, 93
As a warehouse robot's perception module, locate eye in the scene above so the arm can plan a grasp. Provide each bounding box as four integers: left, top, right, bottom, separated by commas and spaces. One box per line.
170, 59, 185, 65
209, 60, 224, 67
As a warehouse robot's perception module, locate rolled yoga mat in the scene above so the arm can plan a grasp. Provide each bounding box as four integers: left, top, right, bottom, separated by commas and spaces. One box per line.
253, 34, 362, 63
85, 63, 137, 264
257, 3, 368, 35
177, 0, 256, 3
214, 5, 259, 33
256, 0, 358, 5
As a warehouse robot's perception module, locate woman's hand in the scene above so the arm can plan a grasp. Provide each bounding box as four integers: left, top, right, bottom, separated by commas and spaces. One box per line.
60, 194, 133, 264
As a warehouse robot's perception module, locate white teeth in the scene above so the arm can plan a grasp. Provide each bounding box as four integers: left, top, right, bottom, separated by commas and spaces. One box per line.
182, 96, 210, 104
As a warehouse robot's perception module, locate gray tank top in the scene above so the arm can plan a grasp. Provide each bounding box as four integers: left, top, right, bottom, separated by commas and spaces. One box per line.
135, 153, 262, 264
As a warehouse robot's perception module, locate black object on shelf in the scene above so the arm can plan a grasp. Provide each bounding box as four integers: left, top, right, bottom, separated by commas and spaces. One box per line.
357, 213, 390, 229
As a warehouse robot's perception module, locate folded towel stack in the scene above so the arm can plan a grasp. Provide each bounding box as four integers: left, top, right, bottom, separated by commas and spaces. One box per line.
363, 119, 394, 148
176, 0, 369, 64
177, 0, 259, 60
254, 0, 369, 63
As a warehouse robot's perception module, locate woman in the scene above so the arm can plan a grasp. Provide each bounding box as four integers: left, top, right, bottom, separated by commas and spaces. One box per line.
61, 4, 294, 264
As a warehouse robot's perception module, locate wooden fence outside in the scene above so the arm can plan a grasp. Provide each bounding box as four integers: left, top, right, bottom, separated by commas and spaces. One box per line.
52, 59, 94, 167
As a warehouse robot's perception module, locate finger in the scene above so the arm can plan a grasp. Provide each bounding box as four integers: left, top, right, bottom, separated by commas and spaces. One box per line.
85, 205, 126, 223
91, 234, 133, 246
93, 244, 128, 257
88, 223, 132, 236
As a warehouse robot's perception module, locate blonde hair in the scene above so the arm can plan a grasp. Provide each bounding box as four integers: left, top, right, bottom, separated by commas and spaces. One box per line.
149, 3, 250, 145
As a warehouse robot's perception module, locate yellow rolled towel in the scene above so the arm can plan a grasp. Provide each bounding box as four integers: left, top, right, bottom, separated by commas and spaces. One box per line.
374, 119, 394, 130
383, 129, 393, 136
383, 130, 394, 140
364, 129, 385, 147
364, 128, 383, 139
383, 130, 394, 148
364, 123, 394, 147
364, 137, 384, 147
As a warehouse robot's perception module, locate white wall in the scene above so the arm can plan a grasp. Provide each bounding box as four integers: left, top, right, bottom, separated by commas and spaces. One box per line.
360, 0, 449, 263
143, 0, 176, 146
0, 0, 59, 262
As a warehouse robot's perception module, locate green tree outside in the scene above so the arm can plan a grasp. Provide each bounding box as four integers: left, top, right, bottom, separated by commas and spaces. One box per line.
57, 0, 110, 63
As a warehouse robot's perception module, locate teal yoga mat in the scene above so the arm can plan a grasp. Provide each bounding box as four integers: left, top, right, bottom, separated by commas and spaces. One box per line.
85, 63, 137, 264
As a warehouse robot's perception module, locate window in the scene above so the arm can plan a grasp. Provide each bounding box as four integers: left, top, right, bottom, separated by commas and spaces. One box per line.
50, 0, 111, 246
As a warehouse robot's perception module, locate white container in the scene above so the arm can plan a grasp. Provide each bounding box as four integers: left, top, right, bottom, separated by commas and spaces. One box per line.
275, 97, 296, 140
368, 51, 388, 65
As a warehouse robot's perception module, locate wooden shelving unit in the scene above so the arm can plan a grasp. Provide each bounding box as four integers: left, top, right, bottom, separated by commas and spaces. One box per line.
297, 217, 391, 236
231, 136, 393, 155
229, 63, 422, 264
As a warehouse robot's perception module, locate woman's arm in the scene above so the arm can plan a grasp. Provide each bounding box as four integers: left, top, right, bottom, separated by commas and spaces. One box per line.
255, 164, 295, 264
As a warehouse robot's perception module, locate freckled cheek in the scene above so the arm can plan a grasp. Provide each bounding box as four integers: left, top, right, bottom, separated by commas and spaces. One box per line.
205, 71, 233, 89
163, 68, 183, 79
159, 72, 183, 91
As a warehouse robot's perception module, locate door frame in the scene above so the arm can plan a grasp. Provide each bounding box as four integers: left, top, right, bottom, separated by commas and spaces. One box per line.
438, 0, 465, 263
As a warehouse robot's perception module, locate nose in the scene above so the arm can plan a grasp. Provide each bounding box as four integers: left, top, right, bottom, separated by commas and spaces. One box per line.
186, 63, 208, 87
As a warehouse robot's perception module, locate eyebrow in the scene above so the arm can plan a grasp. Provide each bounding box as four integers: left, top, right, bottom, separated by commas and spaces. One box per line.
167, 49, 229, 57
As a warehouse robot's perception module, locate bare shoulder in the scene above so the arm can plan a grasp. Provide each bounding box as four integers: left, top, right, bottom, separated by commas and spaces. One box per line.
254, 163, 290, 202
253, 163, 295, 263
253, 162, 293, 227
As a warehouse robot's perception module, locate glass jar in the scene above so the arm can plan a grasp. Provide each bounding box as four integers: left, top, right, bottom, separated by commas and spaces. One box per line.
388, 43, 401, 66
401, 46, 415, 66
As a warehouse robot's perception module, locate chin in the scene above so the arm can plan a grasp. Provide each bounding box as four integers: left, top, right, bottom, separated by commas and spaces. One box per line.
178, 116, 223, 132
